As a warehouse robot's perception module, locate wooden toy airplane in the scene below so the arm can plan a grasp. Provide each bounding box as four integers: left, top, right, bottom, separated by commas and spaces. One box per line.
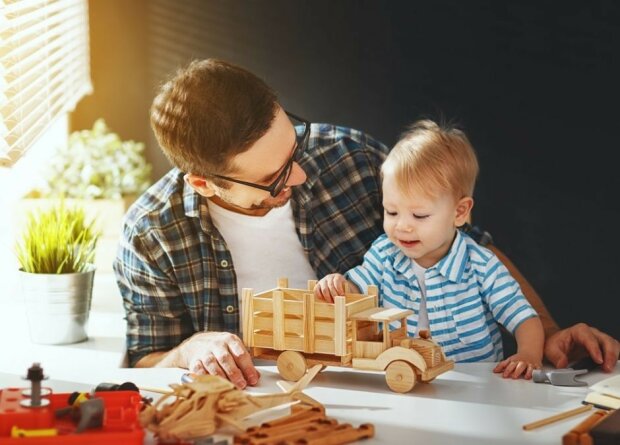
139, 364, 322, 441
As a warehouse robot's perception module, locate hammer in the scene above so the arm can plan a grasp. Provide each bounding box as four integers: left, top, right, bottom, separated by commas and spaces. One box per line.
532, 368, 589, 386
533, 356, 600, 387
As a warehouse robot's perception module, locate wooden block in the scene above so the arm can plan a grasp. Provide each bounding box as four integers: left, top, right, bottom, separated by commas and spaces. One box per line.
367, 284, 379, 307
254, 317, 302, 335
273, 291, 285, 351
258, 407, 325, 429
242, 288, 254, 347
562, 409, 609, 445
314, 303, 335, 319
277, 277, 289, 289
307, 279, 317, 291
590, 407, 620, 445
334, 296, 346, 356
298, 422, 375, 445
303, 293, 315, 354
346, 296, 377, 318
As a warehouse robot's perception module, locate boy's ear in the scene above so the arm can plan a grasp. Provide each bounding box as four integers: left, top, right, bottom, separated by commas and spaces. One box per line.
184, 173, 216, 198
455, 197, 474, 227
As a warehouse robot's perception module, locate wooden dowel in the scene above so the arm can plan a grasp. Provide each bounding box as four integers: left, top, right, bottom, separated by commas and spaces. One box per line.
135, 385, 174, 395
523, 404, 593, 431
109, 381, 173, 396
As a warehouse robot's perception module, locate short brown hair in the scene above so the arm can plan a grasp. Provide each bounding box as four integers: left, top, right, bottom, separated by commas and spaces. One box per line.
382, 120, 479, 200
150, 59, 278, 177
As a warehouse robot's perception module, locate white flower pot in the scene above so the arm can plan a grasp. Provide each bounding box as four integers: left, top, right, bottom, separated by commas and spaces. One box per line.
19, 265, 95, 344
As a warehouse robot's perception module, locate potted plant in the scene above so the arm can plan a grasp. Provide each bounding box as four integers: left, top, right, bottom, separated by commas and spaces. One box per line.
16, 201, 99, 344
19, 119, 152, 272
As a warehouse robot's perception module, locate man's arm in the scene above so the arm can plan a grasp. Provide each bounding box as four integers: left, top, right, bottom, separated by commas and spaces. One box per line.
114, 222, 260, 387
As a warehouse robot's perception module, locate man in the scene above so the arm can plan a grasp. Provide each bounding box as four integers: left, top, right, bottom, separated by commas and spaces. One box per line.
114, 59, 618, 389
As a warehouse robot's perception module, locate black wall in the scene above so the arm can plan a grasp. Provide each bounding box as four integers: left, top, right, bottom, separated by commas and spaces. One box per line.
85, 0, 620, 338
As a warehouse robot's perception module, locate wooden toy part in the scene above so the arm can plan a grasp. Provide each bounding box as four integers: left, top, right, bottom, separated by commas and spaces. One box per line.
385, 360, 417, 393
243, 278, 453, 393
561, 409, 610, 445
277, 351, 307, 381
234, 404, 374, 445
139, 365, 323, 441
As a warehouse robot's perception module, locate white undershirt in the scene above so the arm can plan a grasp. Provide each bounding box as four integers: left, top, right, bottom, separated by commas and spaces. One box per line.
207, 200, 317, 307
411, 259, 430, 334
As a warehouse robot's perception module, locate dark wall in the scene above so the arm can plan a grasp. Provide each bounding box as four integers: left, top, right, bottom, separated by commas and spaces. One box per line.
76, 0, 619, 338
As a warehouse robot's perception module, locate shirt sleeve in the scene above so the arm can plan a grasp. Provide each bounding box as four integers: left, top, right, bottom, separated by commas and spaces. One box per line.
345, 237, 386, 299
113, 224, 193, 367
481, 255, 538, 334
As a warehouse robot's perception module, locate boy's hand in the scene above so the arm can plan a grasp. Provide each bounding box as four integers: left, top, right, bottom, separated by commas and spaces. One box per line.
314, 273, 348, 303
493, 352, 542, 380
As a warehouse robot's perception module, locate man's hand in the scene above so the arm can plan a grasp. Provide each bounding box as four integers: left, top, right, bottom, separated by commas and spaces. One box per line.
544, 323, 619, 372
177, 331, 259, 389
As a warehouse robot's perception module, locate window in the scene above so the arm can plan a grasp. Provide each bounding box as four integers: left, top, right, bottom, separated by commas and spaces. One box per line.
0, 0, 92, 167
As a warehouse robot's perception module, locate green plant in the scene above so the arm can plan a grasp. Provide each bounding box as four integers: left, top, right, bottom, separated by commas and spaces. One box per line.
39, 119, 152, 199
16, 201, 99, 274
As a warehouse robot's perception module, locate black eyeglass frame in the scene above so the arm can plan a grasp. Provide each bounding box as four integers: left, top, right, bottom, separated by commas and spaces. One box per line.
205, 111, 310, 197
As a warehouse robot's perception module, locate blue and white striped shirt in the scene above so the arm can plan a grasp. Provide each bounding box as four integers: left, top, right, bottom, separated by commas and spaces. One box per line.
346, 230, 538, 362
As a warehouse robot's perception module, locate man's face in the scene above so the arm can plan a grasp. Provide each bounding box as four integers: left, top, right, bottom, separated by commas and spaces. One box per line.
193, 107, 308, 216
382, 169, 467, 268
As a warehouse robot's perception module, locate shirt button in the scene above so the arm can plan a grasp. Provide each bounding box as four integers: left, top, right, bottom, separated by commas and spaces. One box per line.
225, 305, 235, 313
220, 260, 229, 267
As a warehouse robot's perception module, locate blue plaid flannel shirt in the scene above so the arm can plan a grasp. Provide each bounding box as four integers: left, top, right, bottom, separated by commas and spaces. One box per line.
114, 123, 389, 366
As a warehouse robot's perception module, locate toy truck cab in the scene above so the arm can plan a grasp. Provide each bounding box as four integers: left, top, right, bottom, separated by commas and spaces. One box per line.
350, 307, 454, 392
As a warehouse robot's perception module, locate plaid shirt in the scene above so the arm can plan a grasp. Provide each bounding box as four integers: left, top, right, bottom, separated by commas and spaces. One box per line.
114, 124, 389, 366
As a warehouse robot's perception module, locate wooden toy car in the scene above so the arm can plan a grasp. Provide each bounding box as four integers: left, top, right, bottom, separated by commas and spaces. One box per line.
242, 278, 454, 393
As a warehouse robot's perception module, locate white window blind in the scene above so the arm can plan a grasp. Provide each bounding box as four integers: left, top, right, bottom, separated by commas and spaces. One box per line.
0, 0, 92, 168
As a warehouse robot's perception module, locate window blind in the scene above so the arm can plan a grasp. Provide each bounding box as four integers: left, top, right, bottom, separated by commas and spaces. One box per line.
0, 0, 92, 168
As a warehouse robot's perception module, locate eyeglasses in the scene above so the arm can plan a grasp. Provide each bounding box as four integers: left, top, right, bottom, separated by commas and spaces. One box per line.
205, 111, 310, 197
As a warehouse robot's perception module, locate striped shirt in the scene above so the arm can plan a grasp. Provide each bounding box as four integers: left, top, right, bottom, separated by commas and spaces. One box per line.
346, 230, 538, 362
113, 124, 388, 366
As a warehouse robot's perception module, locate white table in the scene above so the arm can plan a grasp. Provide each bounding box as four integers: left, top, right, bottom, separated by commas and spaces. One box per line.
1, 271, 617, 444
1, 362, 617, 445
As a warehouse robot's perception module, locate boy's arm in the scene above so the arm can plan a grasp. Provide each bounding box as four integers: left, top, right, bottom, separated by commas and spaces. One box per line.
513, 316, 545, 363
494, 316, 545, 379
487, 245, 560, 338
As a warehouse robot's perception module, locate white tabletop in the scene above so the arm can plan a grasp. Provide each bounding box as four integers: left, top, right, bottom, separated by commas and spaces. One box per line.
1, 271, 617, 444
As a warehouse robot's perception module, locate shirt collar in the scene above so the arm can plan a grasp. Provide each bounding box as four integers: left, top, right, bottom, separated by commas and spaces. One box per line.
391, 230, 469, 283
436, 230, 469, 283
292, 150, 319, 206
182, 176, 216, 235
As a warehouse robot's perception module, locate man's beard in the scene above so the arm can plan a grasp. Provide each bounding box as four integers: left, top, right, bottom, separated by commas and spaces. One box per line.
250, 188, 292, 210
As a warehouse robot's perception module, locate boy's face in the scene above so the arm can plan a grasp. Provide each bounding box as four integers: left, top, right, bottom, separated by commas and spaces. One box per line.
186, 107, 308, 216
382, 170, 472, 268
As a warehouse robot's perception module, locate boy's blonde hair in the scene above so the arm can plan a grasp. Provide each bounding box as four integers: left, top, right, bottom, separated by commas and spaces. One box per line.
382, 120, 479, 201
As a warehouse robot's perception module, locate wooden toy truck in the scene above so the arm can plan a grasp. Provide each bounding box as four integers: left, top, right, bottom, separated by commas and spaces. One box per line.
242, 278, 454, 393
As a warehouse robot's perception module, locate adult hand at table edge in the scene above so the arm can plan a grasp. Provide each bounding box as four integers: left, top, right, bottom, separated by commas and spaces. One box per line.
135, 331, 260, 389
544, 323, 620, 373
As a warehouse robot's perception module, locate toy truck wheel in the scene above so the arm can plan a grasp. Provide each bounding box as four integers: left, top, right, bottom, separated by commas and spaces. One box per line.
385, 360, 417, 393
277, 351, 307, 381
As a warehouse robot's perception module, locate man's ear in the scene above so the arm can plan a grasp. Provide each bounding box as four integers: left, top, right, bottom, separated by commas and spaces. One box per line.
455, 197, 474, 227
184, 173, 216, 197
